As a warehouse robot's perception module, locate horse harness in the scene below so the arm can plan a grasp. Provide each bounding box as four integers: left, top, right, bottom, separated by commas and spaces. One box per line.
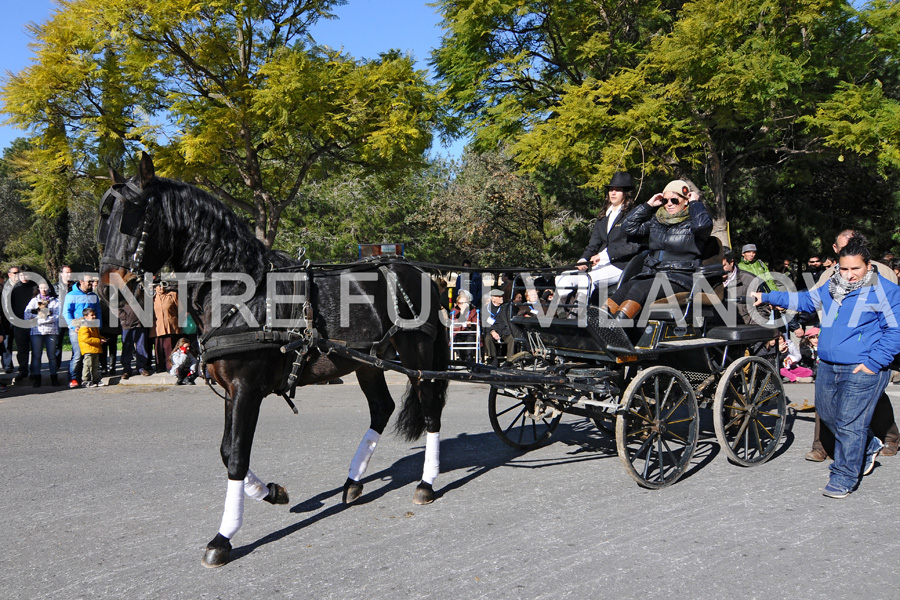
196, 258, 437, 411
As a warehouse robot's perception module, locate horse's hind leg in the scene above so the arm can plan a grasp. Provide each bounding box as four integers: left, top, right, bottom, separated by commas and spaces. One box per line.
395, 333, 448, 506
343, 366, 395, 504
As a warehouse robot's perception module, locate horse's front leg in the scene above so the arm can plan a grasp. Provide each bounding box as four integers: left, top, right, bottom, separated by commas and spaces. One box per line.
202, 384, 287, 568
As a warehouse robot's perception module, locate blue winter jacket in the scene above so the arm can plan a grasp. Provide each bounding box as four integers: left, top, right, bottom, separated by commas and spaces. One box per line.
763, 274, 900, 371
62, 284, 102, 328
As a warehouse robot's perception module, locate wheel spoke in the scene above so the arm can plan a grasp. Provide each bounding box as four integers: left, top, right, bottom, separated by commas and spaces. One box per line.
754, 418, 776, 441
662, 391, 689, 421
496, 402, 525, 418
503, 406, 528, 436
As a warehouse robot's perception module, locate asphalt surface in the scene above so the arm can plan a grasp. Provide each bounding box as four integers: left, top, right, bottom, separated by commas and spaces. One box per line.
2, 366, 899, 600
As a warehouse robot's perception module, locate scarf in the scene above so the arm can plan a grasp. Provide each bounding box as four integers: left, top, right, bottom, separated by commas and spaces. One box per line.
655, 205, 690, 226
828, 265, 877, 305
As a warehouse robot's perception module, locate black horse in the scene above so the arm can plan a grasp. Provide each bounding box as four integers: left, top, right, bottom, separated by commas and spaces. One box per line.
98, 154, 449, 567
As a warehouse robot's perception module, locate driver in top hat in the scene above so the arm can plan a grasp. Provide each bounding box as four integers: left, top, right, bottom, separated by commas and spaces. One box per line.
556, 171, 643, 304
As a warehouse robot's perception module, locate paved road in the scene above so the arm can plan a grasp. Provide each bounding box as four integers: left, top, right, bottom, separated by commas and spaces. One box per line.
1, 372, 899, 599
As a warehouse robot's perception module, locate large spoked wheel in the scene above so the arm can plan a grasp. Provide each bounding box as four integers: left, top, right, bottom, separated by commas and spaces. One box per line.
713, 356, 787, 466
488, 356, 561, 450
615, 366, 699, 489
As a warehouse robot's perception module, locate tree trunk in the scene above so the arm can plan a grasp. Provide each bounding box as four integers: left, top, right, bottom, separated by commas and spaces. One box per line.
703, 145, 729, 247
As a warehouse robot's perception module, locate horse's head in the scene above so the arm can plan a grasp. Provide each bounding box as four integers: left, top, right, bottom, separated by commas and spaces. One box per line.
98, 153, 164, 301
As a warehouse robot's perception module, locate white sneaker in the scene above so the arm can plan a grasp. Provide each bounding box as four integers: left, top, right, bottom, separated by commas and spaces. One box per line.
95, 380, 107, 387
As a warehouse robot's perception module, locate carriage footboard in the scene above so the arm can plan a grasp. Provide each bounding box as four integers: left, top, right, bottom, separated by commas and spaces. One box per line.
317, 340, 569, 386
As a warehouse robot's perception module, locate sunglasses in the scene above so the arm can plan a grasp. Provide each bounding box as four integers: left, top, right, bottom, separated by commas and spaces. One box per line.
664, 196, 685, 205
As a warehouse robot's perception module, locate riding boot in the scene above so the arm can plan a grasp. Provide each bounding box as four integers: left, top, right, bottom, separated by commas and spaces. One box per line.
600, 298, 619, 318
614, 300, 642, 322
50, 374, 59, 386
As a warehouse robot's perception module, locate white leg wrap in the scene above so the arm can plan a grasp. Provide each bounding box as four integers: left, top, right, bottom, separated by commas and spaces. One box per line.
218, 479, 245, 539
422, 432, 440, 485
243, 468, 269, 502
348, 428, 381, 481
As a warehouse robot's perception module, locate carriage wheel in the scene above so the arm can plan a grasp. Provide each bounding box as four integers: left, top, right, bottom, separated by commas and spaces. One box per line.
488, 357, 561, 450
713, 356, 787, 466
615, 366, 699, 489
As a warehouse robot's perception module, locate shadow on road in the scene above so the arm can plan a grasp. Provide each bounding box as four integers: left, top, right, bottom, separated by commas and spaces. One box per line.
231, 419, 620, 562
231, 407, 798, 562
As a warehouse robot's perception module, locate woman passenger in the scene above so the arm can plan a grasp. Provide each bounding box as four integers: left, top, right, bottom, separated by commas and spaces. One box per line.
753, 238, 900, 498
605, 180, 712, 320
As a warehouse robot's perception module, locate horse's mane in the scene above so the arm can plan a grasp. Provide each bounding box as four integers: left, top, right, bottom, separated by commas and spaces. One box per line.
152, 177, 290, 278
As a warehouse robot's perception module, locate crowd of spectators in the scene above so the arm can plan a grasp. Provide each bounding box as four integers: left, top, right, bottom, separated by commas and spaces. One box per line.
0, 266, 196, 392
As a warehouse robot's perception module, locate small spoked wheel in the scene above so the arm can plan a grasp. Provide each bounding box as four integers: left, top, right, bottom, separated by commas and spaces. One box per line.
488, 385, 562, 450
488, 356, 561, 450
713, 356, 787, 466
615, 366, 699, 489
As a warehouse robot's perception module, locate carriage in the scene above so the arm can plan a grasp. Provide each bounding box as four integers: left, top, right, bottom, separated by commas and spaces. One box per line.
479, 256, 787, 489
322, 241, 788, 490
97, 154, 787, 567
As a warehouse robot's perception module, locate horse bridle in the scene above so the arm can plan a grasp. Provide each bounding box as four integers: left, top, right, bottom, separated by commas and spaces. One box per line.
98, 180, 153, 280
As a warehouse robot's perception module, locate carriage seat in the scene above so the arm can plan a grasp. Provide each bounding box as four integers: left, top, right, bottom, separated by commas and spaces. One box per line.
645, 237, 726, 321
706, 325, 778, 343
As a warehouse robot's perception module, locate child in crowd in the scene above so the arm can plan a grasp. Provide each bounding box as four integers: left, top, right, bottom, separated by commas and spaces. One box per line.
780, 334, 814, 383
798, 327, 819, 376
78, 308, 106, 387
169, 337, 199, 385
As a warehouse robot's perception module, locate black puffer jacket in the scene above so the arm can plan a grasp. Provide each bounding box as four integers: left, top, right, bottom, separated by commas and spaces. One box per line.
623, 201, 713, 274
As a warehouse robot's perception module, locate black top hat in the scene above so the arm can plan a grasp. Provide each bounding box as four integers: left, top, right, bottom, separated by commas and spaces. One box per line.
606, 172, 634, 189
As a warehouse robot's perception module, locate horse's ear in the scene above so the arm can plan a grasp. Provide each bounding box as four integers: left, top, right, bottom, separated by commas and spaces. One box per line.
138, 152, 155, 188
109, 166, 126, 185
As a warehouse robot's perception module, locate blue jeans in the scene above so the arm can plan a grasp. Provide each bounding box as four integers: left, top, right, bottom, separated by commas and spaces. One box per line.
120, 328, 149, 374
68, 328, 83, 381
30, 334, 58, 378
815, 361, 889, 490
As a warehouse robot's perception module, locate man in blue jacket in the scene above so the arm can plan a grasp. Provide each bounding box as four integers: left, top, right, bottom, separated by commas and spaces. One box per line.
63, 273, 102, 388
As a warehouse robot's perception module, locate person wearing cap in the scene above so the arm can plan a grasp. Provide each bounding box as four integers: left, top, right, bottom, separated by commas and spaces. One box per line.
483, 289, 515, 365
737, 244, 777, 291
604, 179, 712, 321
556, 172, 643, 303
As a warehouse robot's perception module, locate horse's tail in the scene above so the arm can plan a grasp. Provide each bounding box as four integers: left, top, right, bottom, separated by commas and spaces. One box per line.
395, 309, 450, 442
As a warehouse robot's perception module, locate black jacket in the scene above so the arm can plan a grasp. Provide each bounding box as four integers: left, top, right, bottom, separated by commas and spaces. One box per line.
580, 208, 643, 270
623, 201, 713, 272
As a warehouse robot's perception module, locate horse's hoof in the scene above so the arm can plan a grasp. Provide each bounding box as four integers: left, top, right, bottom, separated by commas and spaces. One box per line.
343, 478, 364, 504
412, 482, 435, 505
201, 534, 232, 568
263, 482, 289, 505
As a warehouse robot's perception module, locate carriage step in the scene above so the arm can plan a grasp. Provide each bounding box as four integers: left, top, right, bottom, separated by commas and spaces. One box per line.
576, 399, 621, 410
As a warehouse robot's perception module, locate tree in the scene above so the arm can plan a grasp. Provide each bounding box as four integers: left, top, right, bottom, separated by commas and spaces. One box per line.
434, 0, 900, 245
274, 159, 454, 262
413, 148, 573, 266
2, 0, 441, 248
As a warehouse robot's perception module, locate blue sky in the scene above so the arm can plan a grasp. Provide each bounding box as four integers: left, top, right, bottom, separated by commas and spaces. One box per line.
0, 0, 465, 156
